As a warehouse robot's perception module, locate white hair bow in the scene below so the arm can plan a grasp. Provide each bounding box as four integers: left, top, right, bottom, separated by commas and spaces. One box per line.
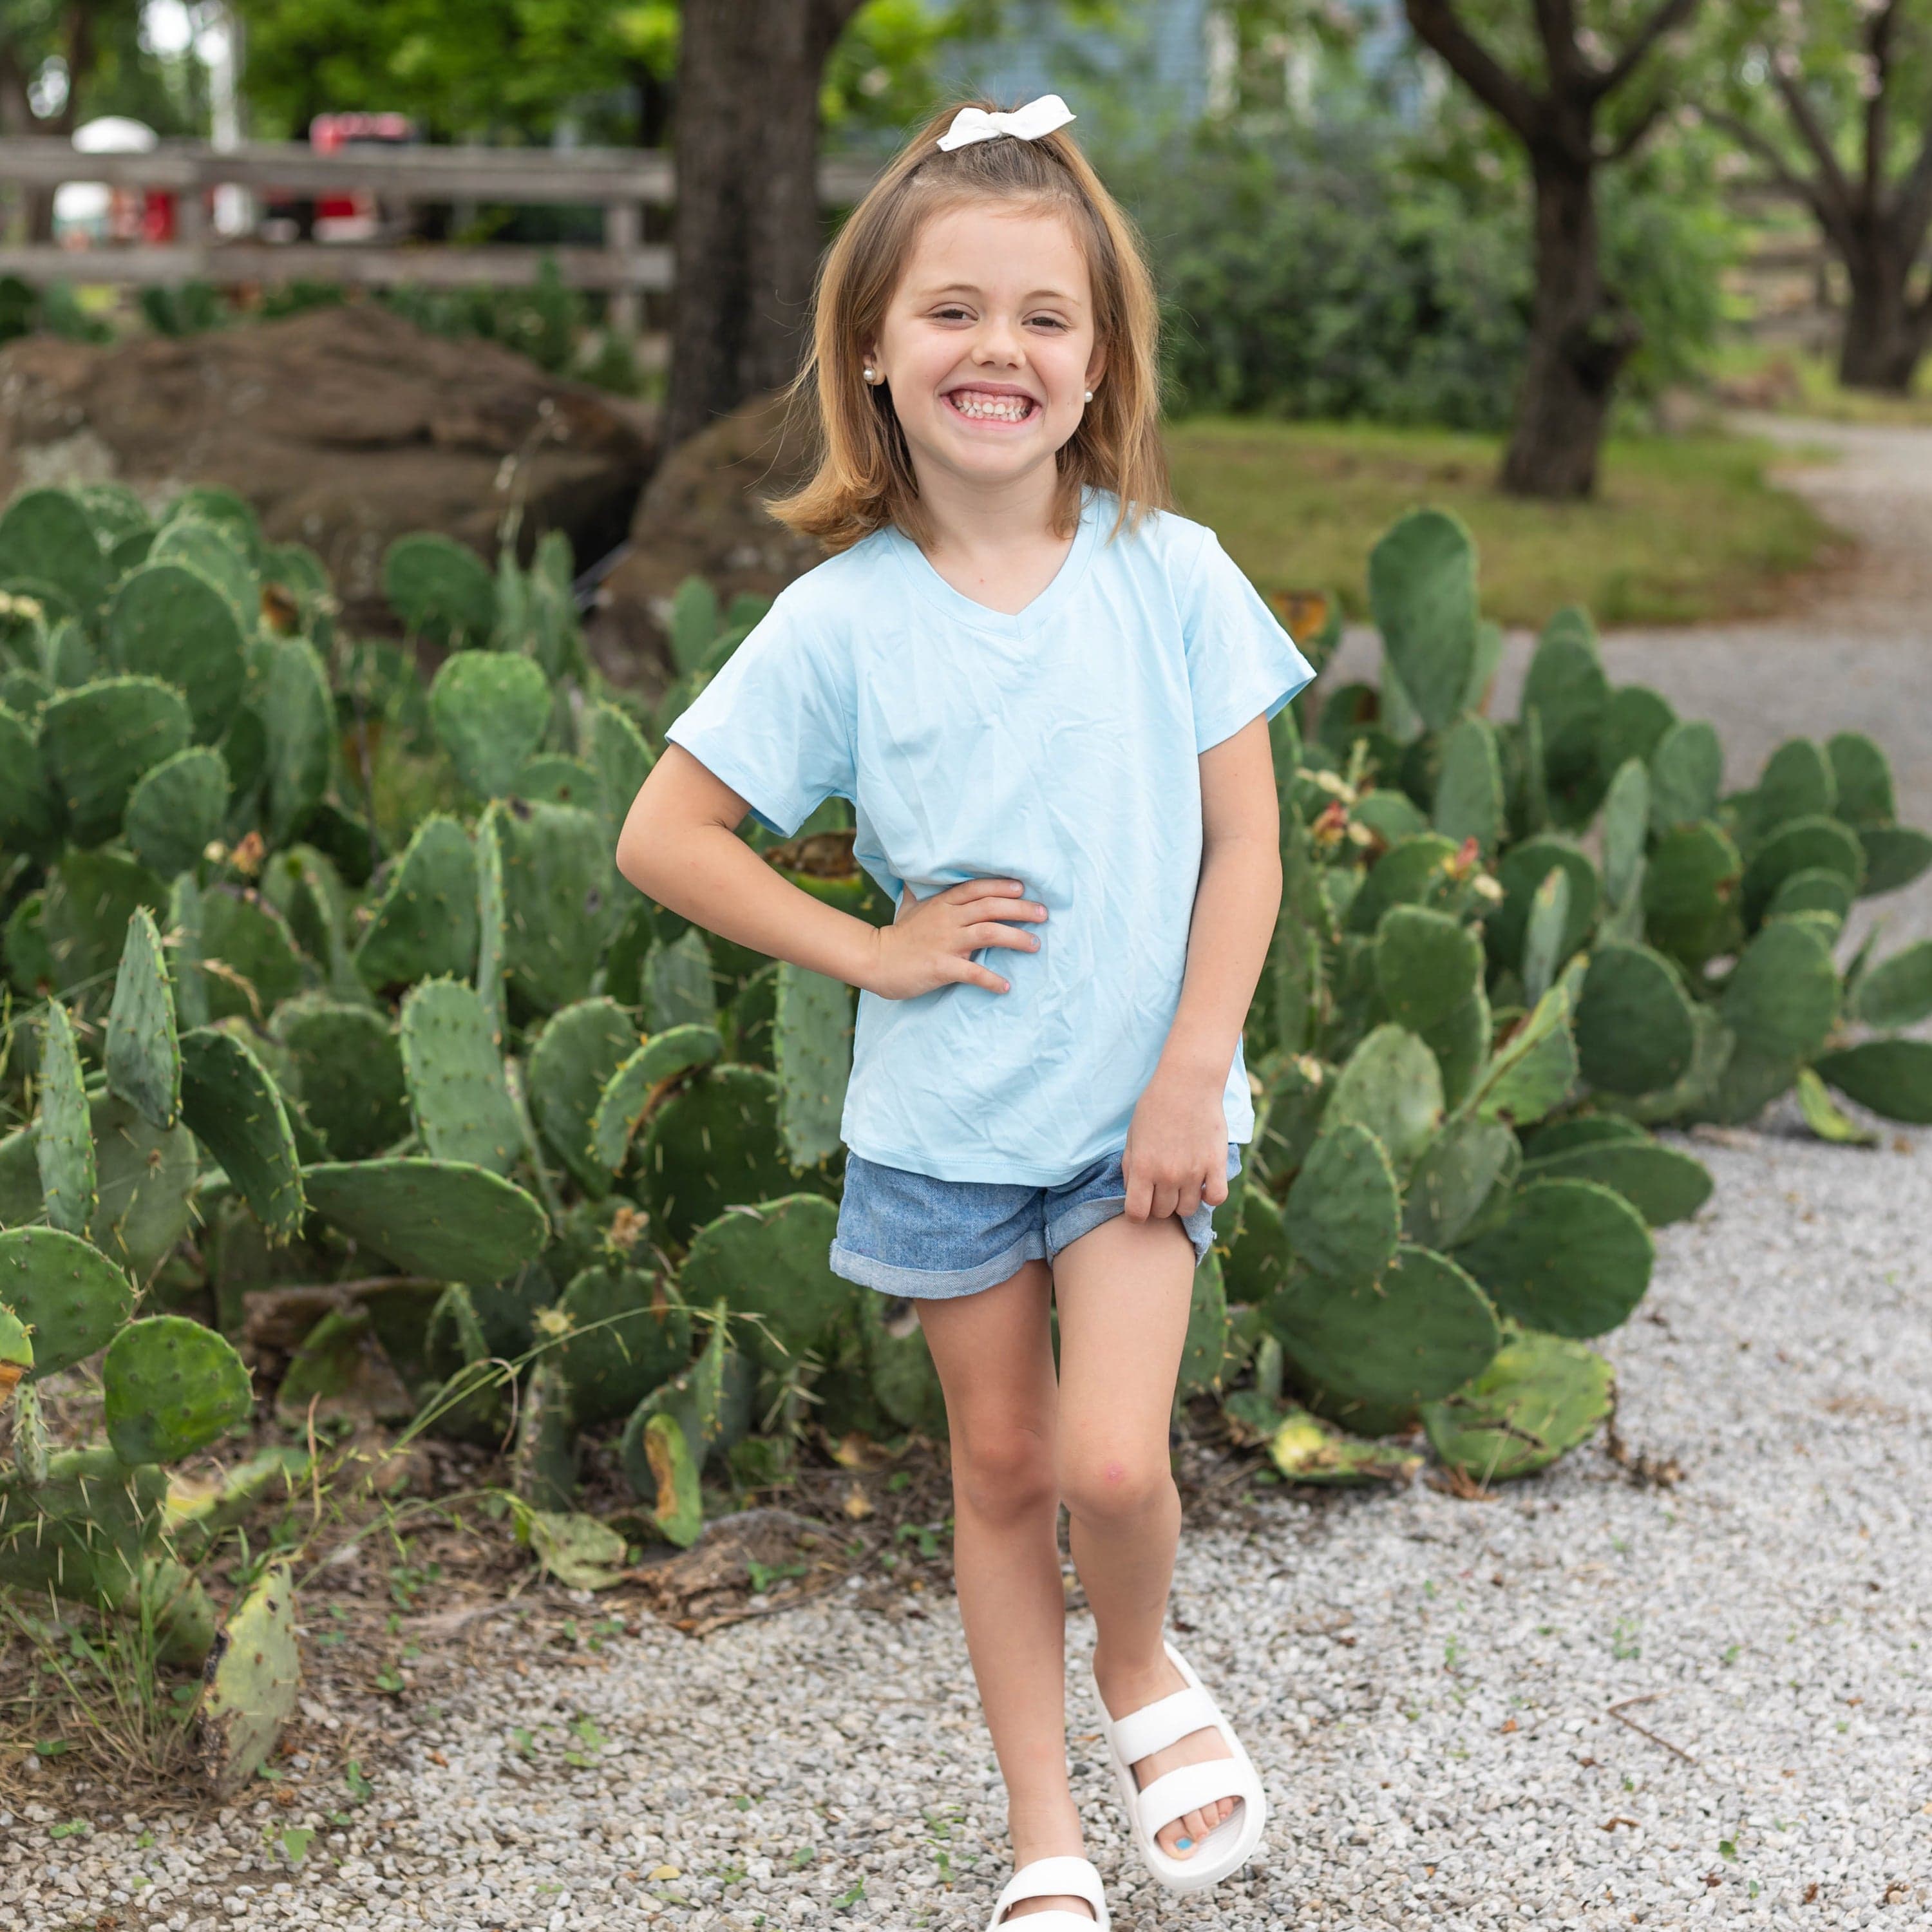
935, 93, 1076, 153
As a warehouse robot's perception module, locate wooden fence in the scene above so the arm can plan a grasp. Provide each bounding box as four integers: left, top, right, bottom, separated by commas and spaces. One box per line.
0, 138, 883, 335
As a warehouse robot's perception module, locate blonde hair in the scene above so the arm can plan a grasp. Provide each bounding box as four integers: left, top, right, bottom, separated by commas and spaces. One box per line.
764, 97, 1172, 554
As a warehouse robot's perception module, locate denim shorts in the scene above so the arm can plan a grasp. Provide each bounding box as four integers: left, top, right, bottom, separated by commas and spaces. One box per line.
828, 1144, 1242, 1300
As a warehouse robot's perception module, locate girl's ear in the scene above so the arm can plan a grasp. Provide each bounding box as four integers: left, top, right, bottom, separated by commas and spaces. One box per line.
1084, 344, 1106, 392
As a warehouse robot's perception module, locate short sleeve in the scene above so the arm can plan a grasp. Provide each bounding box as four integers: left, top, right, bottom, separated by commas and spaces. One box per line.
662, 594, 856, 838
1181, 530, 1318, 755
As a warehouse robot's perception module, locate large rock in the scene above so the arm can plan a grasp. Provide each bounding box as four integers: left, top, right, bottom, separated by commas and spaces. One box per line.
0, 303, 656, 629
589, 389, 826, 685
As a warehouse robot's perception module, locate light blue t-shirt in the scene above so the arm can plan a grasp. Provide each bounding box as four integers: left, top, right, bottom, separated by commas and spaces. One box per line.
663, 484, 1317, 1186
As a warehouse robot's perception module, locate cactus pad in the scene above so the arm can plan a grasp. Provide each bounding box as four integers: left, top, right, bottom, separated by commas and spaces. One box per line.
102, 1315, 253, 1464
1266, 1243, 1501, 1407
623, 1306, 756, 1479
34, 1001, 96, 1236
1720, 918, 1839, 1060
679, 1193, 851, 1365
637, 1064, 799, 1248
1285, 1124, 1400, 1287
1490, 838, 1598, 971
1432, 716, 1504, 851
773, 963, 852, 1170
1574, 944, 1696, 1095
300, 1159, 549, 1280
1221, 1182, 1293, 1309
0, 1226, 135, 1378
1455, 1177, 1653, 1338
526, 998, 638, 1193
429, 650, 551, 799
1325, 1025, 1443, 1176
1471, 978, 1578, 1129
196, 1560, 301, 1798
1740, 815, 1864, 925
41, 677, 193, 846
0, 702, 53, 858
1266, 1408, 1421, 1486
589, 1025, 726, 1177
1851, 938, 1932, 1031
272, 1000, 410, 1160
199, 889, 305, 1023
383, 533, 497, 643
1812, 1040, 1932, 1125
123, 746, 230, 878
1421, 1328, 1615, 1484
108, 563, 247, 741
1642, 820, 1743, 967
354, 815, 479, 992
645, 928, 722, 1032
399, 977, 522, 1176
179, 1027, 306, 1240
496, 797, 614, 1012
1367, 509, 1476, 731
858, 1293, 948, 1437
1825, 730, 1895, 825
1857, 823, 1932, 897
107, 908, 182, 1130
0, 488, 106, 611
258, 638, 333, 843
586, 700, 654, 828
1519, 1136, 1712, 1227
549, 1262, 691, 1425
1402, 1117, 1517, 1251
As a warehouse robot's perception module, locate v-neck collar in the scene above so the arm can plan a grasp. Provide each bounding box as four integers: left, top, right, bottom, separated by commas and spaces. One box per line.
884, 486, 1103, 638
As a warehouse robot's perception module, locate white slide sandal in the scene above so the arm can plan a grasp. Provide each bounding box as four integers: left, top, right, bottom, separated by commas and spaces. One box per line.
1090, 1637, 1269, 1894
983, 1853, 1110, 1931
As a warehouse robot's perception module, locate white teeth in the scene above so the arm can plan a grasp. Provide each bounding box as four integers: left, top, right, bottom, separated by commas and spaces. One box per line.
949, 392, 1032, 421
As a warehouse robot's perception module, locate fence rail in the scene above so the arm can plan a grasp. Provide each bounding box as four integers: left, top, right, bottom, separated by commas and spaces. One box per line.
0, 138, 882, 329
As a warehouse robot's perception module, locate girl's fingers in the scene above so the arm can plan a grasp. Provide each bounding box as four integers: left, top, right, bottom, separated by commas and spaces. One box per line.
965, 920, 1041, 951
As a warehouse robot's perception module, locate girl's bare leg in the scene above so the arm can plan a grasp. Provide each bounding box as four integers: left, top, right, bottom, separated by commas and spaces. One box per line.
916, 1261, 1091, 1922
1050, 1213, 1240, 1860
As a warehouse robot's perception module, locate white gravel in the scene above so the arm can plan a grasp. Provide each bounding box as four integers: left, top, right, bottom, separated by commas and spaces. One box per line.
5, 1120, 1929, 1930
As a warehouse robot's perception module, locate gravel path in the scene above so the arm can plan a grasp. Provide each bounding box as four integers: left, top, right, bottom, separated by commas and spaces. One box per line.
6, 419, 1932, 1932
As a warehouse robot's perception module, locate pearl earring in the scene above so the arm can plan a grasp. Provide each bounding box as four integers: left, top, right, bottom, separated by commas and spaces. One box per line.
863, 367, 878, 384
1083, 388, 1094, 401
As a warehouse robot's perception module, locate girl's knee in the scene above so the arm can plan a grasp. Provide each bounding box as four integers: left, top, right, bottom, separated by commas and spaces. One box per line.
1059, 1449, 1171, 1526
952, 1425, 1057, 1522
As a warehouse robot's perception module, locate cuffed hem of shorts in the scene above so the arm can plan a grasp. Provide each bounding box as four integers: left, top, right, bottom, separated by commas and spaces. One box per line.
1046, 1195, 1214, 1268
828, 1233, 1046, 1301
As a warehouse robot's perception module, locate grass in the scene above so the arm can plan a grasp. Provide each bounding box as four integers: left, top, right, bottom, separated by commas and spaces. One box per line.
1163, 416, 1838, 630
1707, 341, 1932, 430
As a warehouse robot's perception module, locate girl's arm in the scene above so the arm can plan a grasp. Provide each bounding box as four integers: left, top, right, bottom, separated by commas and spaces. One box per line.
617, 745, 1048, 999
1124, 714, 1283, 1222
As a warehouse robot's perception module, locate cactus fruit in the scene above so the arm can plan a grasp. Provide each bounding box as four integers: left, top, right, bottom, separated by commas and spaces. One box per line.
1285, 1123, 1400, 1287
123, 746, 231, 878
1470, 976, 1579, 1129
1367, 509, 1477, 732
354, 815, 480, 991
429, 650, 551, 799
637, 1065, 800, 1249
1401, 1117, 1517, 1251
495, 797, 615, 1012
0, 1226, 136, 1377
1812, 1039, 1932, 1124
101, 1315, 253, 1464
1265, 1408, 1421, 1486
300, 1159, 549, 1280
1421, 1328, 1615, 1484
176, 1026, 305, 1240
107, 908, 182, 1130
34, 1001, 96, 1236
107, 563, 247, 742
773, 963, 853, 1170
1573, 944, 1697, 1095
1325, 1025, 1443, 1177
589, 1023, 726, 1178
1849, 938, 1932, 1030
677, 1193, 849, 1365
645, 927, 721, 1032
41, 677, 193, 846
1740, 815, 1864, 926
1456, 1177, 1653, 1337
383, 532, 497, 643
526, 999, 638, 1193
1642, 820, 1743, 968
1266, 1244, 1501, 1408
271, 999, 410, 1160
399, 977, 522, 1176
547, 1262, 691, 1424
1720, 918, 1839, 1061
196, 1560, 301, 1797
1648, 718, 1723, 834
1518, 1135, 1713, 1227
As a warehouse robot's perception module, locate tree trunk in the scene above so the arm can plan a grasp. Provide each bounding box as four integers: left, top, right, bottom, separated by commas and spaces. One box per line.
1501, 155, 1640, 500
1837, 238, 1932, 393
665, 0, 860, 452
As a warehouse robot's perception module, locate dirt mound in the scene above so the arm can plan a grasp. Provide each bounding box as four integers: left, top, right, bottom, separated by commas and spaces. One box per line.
0, 302, 656, 629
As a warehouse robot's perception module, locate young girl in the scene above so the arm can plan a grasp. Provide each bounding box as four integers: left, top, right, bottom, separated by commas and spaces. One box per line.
616, 93, 1314, 1931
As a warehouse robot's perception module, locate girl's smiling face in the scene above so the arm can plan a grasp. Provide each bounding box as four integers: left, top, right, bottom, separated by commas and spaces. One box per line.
866, 200, 1104, 495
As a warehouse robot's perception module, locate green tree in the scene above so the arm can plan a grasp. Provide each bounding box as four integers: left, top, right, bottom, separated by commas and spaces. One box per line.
1703, 0, 1932, 393
1401, 0, 1705, 499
